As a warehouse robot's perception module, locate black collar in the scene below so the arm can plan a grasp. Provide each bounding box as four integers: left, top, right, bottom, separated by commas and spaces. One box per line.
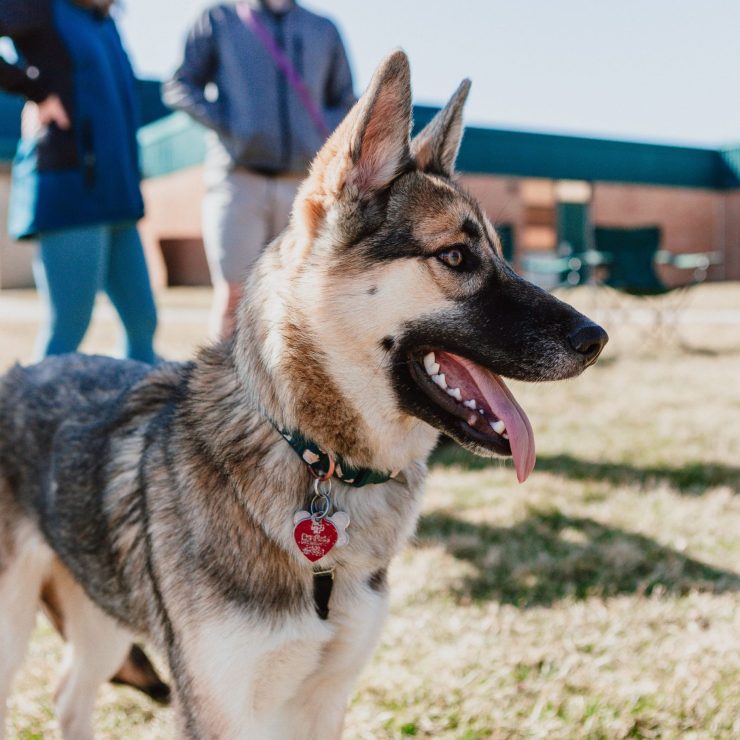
275, 427, 396, 487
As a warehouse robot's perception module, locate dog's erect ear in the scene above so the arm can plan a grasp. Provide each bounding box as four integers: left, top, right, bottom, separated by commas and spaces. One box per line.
411, 78, 471, 177
297, 51, 412, 235
342, 49, 412, 196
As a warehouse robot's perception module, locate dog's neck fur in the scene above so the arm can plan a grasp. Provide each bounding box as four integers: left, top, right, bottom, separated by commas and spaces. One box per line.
229, 228, 439, 477
184, 254, 429, 574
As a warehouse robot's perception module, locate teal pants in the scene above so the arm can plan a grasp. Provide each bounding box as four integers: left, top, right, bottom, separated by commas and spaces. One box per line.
33, 223, 158, 363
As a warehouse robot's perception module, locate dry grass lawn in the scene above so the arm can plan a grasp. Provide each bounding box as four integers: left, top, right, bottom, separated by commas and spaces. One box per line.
1, 283, 739, 739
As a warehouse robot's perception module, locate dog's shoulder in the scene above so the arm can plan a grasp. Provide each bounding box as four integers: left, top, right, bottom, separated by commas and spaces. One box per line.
0, 355, 196, 496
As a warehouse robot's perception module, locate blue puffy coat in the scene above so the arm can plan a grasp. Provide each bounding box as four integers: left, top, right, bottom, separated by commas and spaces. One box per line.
0, 0, 143, 239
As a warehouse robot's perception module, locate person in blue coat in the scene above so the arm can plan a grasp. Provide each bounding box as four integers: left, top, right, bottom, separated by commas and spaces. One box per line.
0, 0, 157, 362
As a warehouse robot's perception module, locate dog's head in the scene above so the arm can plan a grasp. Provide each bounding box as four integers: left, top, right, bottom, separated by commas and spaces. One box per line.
244, 51, 607, 480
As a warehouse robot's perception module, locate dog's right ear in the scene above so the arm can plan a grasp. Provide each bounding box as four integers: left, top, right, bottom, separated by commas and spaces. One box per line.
411, 78, 471, 177
295, 51, 412, 238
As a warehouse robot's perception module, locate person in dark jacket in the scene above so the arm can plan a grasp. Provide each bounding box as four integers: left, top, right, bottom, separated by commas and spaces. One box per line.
164, 0, 355, 338
1, 0, 158, 363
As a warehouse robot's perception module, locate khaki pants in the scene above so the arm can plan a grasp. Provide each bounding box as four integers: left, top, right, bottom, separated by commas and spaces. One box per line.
202, 168, 302, 284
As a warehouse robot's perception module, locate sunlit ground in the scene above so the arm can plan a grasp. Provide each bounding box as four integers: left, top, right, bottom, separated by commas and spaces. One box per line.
2, 283, 739, 739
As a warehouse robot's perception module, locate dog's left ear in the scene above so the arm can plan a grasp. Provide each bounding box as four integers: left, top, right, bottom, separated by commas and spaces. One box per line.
411, 79, 471, 177
343, 49, 413, 196
294, 51, 413, 239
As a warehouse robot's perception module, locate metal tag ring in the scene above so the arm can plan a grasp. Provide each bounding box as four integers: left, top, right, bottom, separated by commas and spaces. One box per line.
313, 477, 332, 498
309, 493, 331, 520
310, 478, 332, 520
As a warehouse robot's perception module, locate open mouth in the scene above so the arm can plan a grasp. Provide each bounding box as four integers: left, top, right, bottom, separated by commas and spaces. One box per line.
408, 350, 536, 482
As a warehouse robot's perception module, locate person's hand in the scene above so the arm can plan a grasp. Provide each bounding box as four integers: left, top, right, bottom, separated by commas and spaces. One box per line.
21, 94, 70, 138
37, 94, 70, 129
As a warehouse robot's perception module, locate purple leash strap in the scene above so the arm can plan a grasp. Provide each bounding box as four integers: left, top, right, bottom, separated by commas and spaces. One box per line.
237, 4, 330, 138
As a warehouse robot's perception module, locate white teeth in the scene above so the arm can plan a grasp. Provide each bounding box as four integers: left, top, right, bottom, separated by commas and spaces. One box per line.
491, 420, 506, 435
463, 399, 477, 410
431, 373, 447, 390
502, 433, 509, 440
447, 387, 462, 401
479, 408, 485, 415
423, 352, 440, 375
466, 412, 479, 426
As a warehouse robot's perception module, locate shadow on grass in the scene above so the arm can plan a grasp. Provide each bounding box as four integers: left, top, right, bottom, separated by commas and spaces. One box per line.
416, 509, 740, 607
677, 341, 740, 357
430, 443, 740, 495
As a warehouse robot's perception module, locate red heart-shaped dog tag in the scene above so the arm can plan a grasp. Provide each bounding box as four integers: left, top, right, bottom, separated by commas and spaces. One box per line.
293, 517, 338, 562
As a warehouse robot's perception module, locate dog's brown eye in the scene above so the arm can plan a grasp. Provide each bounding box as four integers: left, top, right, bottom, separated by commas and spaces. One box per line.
437, 247, 464, 269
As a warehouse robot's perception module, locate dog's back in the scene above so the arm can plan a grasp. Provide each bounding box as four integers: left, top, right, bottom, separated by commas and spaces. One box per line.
0, 355, 152, 520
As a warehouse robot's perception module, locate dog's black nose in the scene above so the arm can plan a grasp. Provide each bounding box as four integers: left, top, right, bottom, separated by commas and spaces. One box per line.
568, 321, 608, 361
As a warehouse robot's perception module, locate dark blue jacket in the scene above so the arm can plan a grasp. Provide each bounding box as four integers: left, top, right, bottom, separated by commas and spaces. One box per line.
0, 0, 144, 239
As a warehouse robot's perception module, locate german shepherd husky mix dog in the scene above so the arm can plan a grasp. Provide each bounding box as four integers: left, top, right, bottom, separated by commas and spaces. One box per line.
0, 52, 607, 739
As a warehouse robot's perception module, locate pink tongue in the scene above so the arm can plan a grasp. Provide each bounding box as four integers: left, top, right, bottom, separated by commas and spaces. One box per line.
440, 353, 536, 483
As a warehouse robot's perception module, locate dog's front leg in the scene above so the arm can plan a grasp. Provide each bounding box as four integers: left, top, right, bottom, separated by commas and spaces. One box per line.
283, 584, 389, 740
176, 608, 332, 739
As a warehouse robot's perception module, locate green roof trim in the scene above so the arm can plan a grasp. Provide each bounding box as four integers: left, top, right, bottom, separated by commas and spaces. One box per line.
0, 94, 22, 161
136, 78, 172, 127
137, 107, 740, 189
718, 145, 740, 187
0, 136, 18, 162
413, 105, 740, 190
2, 84, 739, 190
